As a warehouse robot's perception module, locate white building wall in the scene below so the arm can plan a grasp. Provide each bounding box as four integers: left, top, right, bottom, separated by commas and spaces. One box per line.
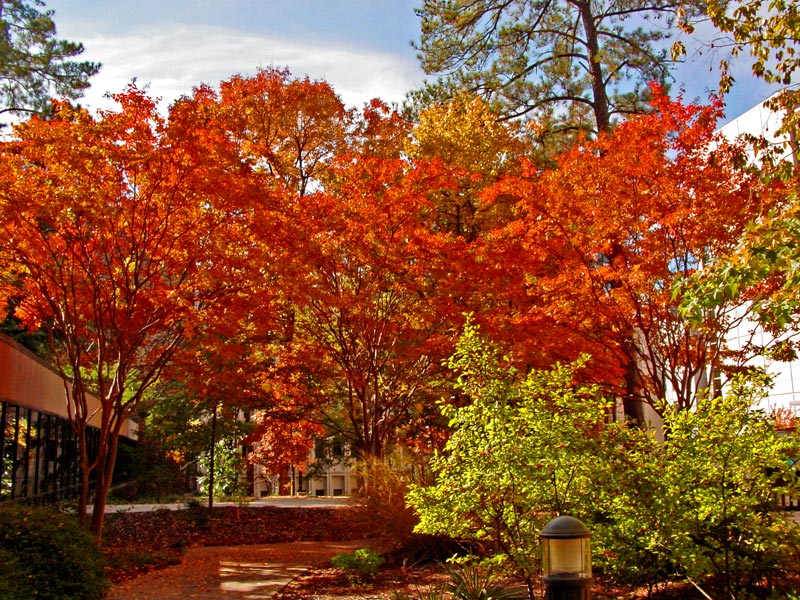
717, 95, 800, 417
718, 99, 790, 149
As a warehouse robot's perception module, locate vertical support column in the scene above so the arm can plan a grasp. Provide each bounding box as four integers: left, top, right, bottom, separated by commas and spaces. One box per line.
21, 408, 32, 496
10, 404, 20, 499
0, 401, 7, 501
58, 419, 68, 499
32, 410, 42, 498
41, 413, 52, 499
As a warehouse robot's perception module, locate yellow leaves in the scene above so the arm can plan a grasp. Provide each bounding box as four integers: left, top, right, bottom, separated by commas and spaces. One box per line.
405, 94, 525, 240
407, 93, 521, 177
671, 40, 687, 61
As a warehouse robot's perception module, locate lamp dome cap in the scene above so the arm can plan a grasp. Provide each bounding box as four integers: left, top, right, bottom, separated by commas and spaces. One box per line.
540, 515, 591, 539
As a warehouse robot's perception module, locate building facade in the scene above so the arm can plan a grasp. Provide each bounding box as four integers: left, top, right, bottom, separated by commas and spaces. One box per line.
250, 437, 358, 498
717, 95, 800, 419
0, 334, 137, 503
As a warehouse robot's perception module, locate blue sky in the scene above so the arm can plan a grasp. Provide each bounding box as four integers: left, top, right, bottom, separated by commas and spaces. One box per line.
46, 0, 782, 125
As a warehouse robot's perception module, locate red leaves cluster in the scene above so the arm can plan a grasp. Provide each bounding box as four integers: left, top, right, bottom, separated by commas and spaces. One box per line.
246, 414, 324, 473
481, 88, 784, 409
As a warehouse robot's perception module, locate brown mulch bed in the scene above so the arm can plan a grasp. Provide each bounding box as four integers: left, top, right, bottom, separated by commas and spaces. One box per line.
100, 506, 664, 599
98, 507, 701, 598
275, 564, 450, 600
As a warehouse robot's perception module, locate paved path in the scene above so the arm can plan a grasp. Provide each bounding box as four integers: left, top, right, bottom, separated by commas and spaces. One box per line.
105, 540, 369, 600
104, 496, 353, 513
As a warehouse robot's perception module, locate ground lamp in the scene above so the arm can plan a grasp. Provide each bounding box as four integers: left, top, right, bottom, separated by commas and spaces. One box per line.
540, 515, 592, 600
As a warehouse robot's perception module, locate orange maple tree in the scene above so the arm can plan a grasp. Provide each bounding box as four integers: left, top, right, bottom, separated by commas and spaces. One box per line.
0, 88, 259, 539
263, 153, 470, 460
196, 70, 469, 461
485, 88, 784, 415
215, 67, 353, 197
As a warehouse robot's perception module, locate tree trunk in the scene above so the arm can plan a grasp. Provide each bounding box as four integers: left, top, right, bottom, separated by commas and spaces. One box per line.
76, 424, 90, 528
575, 0, 611, 133
622, 338, 646, 425
90, 424, 121, 543
66, 369, 92, 528
208, 404, 218, 509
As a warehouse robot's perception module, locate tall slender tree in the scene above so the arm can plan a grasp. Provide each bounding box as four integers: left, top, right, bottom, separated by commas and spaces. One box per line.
0, 0, 99, 118
413, 0, 694, 137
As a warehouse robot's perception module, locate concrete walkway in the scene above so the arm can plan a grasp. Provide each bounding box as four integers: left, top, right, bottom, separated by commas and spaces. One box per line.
104, 496, 354, 513
105, 540, 369, 600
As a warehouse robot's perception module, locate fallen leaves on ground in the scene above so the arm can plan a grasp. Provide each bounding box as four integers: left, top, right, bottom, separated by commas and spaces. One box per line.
275, 564, 449, 600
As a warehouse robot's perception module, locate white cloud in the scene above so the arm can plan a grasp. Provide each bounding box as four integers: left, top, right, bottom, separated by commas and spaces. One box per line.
74, 23, 424, 113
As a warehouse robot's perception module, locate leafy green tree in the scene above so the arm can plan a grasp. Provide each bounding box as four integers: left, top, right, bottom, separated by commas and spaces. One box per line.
596, 374, 800, 597
680, 197, 800, 337
198, 427, 252, 501
407, 320, 619, 597
673, 2, 800, 334
0, 0, 100, 118
412, 0, 693, 137
659, 377, 800, 597
410, 322, 800, 597
142, 382, 216, 471
143, 380, 256, 506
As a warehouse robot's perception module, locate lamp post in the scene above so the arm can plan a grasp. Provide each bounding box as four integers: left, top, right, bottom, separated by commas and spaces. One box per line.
540, 515, 592, 600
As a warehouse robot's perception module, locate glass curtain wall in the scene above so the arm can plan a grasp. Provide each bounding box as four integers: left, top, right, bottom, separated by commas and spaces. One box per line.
0, 400, 100, 503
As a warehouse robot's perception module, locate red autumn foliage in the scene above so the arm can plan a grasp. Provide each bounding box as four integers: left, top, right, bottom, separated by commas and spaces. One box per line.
0, 87, 262, 539
481, 87, 784, 413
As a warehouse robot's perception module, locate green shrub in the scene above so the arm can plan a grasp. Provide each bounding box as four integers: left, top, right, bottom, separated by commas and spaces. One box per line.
408, 324, 613, 593
410, 323, 800, 598
0, 547, 27, 599
0, 504, 107, 600
331, 548, 386, 582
